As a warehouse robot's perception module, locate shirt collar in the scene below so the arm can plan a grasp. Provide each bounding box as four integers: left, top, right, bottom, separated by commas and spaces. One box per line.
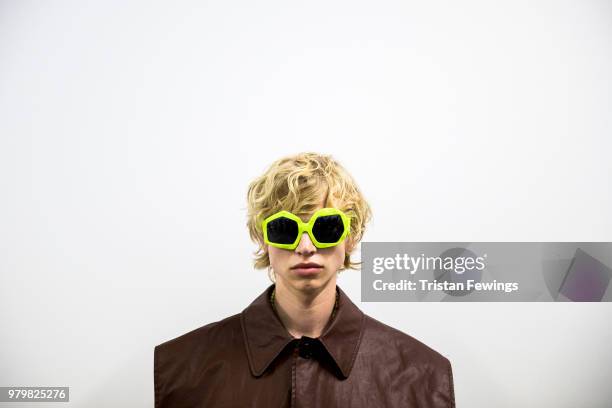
240, 283, 365, 379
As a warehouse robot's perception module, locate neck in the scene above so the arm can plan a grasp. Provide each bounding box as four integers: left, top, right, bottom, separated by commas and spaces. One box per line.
273, 278, 337, 339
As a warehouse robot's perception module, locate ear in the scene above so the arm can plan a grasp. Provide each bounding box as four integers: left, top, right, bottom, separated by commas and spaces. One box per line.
345, 237, 356, 253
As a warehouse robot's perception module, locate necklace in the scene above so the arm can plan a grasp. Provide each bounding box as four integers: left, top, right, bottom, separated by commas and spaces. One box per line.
270, 287, 339, 321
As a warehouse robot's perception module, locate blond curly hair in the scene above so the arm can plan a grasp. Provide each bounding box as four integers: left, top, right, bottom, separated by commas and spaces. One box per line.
246, 152, 372, 271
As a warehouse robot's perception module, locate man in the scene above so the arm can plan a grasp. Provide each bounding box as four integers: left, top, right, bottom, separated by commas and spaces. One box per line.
154, 152, 455, 407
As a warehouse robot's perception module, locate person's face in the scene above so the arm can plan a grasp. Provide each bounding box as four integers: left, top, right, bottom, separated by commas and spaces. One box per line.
267, 199, 347, 293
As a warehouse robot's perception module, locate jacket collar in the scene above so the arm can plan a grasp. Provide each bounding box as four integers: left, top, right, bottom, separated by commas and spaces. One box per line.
240, 283, 365, 379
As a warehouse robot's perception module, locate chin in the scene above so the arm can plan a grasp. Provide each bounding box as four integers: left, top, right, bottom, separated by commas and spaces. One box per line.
294, 274, 334, 289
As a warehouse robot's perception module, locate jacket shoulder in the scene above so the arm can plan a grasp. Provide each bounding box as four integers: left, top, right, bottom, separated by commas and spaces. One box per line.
155, 312, 242, 366
363, 314, 452, 370
362, 314, 455, 407
156, 312, 241, 349
154, 313, 243, 406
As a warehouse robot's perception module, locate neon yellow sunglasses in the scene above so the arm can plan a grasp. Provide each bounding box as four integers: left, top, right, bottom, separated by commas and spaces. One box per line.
262, 207, 351, 250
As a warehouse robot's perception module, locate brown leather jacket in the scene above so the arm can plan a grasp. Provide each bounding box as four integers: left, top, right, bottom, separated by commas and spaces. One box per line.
154, 284, 456, 407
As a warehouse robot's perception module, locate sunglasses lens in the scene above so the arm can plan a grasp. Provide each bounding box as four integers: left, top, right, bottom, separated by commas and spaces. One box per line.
266, 217, 299, 245
312, 215, 345, 244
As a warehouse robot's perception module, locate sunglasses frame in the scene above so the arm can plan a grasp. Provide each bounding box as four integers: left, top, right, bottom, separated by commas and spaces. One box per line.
262, 207, 351, 250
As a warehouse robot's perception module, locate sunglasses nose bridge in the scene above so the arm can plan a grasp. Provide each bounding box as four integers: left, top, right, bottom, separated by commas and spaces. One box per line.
295, 230, 316, 252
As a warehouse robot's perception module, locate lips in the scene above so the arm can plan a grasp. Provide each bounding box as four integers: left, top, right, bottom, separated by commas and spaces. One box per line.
291, 262, 323, 269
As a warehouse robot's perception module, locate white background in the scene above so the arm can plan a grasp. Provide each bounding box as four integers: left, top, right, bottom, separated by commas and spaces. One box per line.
1, 1, 611, 407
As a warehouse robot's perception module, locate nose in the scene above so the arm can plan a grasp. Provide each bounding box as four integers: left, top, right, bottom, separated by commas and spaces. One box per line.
296, 232, 316, 255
